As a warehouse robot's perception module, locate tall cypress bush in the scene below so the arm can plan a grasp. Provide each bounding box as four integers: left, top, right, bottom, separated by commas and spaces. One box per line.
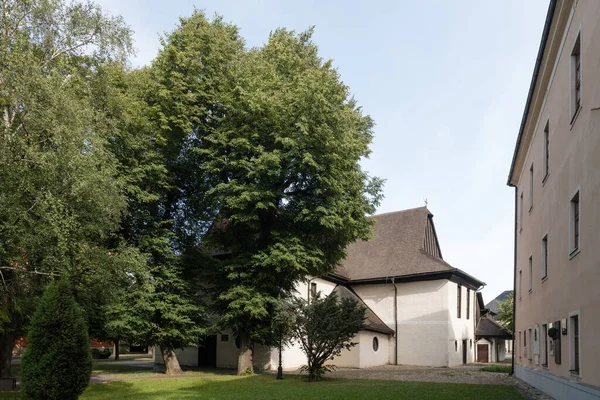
21, 281, 92, 400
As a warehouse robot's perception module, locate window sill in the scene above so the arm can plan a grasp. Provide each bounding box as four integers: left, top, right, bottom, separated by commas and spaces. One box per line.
528, 289, 533, 294
569, 370, 581, 378
542, 275, 548, 283
529, 206, 534, 214
542, 173, 549, 186
520, 227, 523, 234
569, 248, 581, 260
570, 105, 582, 129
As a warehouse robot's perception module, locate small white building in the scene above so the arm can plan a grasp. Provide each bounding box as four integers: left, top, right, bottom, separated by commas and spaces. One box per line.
157, 207, 485, 369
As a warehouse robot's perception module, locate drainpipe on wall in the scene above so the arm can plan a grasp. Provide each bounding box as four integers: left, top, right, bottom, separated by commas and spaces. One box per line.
511, 186, 518, 376
392, 277, 398, 365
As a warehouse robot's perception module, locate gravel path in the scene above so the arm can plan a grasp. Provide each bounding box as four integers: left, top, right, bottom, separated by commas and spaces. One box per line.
327, 365, 553, 399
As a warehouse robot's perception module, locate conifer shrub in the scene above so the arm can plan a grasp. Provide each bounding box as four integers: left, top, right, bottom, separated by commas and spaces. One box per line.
21, 280, 92, 400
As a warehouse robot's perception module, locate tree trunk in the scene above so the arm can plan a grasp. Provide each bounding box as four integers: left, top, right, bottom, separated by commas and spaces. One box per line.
0, 332, 15, 378
113, 338, 120, 361
236, 330, 253, 376
160, 344, 183, 375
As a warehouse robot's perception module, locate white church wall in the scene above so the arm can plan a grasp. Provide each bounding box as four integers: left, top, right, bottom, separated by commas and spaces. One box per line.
327, 334, 360, 368
351, 284, 395, 364
216, 332, 239, 368
358, 331, 389, 368
447, 282, 476, 366
355, 280, 452, 367
153, 345, 198, 366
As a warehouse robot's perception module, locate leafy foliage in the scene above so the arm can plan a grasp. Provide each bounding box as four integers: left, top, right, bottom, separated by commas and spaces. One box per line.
21, 280, 92, 400
291, 293, 365, 381
189, 24, 382, 374
497, 292, 514, 332
0, 0, 133, 376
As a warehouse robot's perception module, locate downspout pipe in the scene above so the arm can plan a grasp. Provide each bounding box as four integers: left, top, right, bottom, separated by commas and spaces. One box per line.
393, 278, 398, 365
510, 185, 518, 376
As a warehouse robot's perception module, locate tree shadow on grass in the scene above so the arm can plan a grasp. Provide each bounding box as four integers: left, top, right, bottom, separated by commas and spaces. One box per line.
82, 375, 525, 400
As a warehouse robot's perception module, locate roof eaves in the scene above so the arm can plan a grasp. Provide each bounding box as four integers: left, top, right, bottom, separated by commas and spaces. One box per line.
507, 0, 557, 187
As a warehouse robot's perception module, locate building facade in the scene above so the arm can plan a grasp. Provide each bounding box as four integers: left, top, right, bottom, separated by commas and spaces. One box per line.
156, 207, 484, 370
507, 1, 600, 398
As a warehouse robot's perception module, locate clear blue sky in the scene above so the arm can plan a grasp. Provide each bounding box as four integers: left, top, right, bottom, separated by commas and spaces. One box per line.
96, 0, 549, 302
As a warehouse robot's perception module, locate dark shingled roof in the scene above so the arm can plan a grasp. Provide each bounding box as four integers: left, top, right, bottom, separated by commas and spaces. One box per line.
332, 285, 394, 335
335, 207, 483, 287
476, 316, 513, 339
485, 290, 513, 317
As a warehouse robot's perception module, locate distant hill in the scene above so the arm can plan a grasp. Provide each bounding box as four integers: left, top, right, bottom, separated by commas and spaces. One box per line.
485, 290, 513, 319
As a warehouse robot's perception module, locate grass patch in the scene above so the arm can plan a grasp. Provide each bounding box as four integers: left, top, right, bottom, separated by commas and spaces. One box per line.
82, 374, 523, 400
0, 373, 524, 399
480, 365, 512, 373
8, 362, 156, 378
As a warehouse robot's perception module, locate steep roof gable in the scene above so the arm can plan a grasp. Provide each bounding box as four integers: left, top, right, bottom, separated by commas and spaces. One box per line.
331, 285, 394, 335
336, 207, 458, 281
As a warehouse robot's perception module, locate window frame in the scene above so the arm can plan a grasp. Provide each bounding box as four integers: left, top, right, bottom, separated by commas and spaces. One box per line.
528, 256, 533, 292
524, 330, 527, 359
543, 120, 550, 182
529, 164, 534, 212
541, 235, 548, 279
570, 188, 581, 257
520, 192, 524, 232
457, 284, 462, 319
519, 270, 523, 300
569, 311, 581, 375
570, 31, 582, 123
541, 323, 548, 367
466, 288, 470, 320
528, 328, 533, 360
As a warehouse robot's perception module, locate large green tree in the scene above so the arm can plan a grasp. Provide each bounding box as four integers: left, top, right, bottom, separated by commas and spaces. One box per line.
130, 11, 246, 373
0, 0, 132, 376
197, 28, 383, 375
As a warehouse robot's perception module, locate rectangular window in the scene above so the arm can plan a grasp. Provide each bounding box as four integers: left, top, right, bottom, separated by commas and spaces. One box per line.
466, 289, 470, 320
528, 256, 533, 292
528, 328, 533, 360
529, 164, 534, 211
570, 191, 580, 254
570, 314, 580, 374
310, 282, 317, 299
543, 121, 550, 179
554, 320, 562, 364
457, 284, 462, 319
519, 331, 522, 359
519, 270, 523, 299
524, 330, 527, 359
541, 323, 548, 367
542, 235, 548, 279
571, 32, 582, 120
520, 192, 524, 231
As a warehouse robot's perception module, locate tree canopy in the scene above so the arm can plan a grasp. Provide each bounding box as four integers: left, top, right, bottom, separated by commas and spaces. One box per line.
0, 2, 381, 378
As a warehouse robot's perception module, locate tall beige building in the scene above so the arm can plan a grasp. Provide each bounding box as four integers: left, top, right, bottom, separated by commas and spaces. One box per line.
507, 1, 600, 398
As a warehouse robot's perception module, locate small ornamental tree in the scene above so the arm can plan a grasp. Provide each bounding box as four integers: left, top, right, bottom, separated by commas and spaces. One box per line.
291, 293, 365, 381
497, 292, 514, 332
21, 281, 92, 400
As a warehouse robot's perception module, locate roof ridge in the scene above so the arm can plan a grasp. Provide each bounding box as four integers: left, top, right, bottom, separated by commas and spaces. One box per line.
483, 314, 512, 334
370, 206, 429, 219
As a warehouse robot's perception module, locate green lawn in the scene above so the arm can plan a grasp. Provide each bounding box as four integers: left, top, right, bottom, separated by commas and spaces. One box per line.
480, 365, 512, 373
0, 374, 525, 399
9, 363, 155, 377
